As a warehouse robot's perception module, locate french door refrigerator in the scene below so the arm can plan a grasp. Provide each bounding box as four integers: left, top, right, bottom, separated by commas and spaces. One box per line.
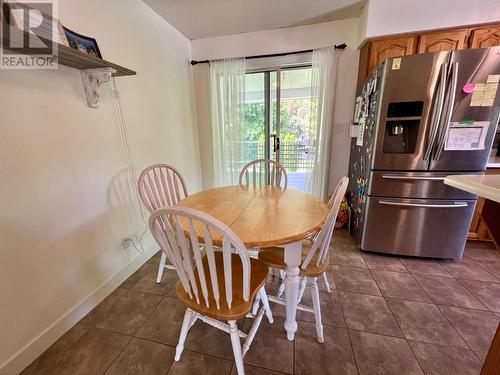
348, 47, 500, 259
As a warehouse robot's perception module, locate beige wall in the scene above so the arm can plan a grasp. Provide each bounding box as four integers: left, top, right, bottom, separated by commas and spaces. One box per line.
192, 63, 214, 188
191, 18, 360, 193
0, 0, 201, 373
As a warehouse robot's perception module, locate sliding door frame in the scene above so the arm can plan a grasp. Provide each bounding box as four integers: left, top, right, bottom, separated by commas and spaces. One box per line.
246, 64, 312, 184
263, 72, 271, 162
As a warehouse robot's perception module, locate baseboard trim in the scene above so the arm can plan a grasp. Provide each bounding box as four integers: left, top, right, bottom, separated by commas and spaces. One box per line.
0, 245, 159, 375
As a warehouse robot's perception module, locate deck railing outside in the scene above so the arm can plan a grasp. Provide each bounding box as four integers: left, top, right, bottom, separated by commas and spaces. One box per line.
242, 140, 315, 172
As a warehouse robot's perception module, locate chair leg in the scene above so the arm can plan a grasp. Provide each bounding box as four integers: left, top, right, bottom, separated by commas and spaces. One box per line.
175, 308, 193, 361
229, 320, 245, 375
321, 272, 331, 293
242, 308, 264, 357
259, 287, 273, 323
297, 276, 307, 304
310, 277, 324, 343
156, 252, 167, 284
252, 290, 261, 316
276, 270, 286, 298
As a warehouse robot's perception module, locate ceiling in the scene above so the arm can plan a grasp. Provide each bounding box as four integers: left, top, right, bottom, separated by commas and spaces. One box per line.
143, 0, 364, 40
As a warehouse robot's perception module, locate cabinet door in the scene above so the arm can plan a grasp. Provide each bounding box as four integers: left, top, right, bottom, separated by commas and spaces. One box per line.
367, 36, 417, 75
357, 41, 370, 83
467, 197, 490, 240
469, 26, 500, 48
417, 29, 469, 53
467, 168, 500, 241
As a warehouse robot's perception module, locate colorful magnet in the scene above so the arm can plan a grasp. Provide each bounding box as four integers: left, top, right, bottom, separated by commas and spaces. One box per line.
463, 83, 475, 94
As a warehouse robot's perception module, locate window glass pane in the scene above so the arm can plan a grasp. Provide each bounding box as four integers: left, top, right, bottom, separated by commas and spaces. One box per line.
243, 72, 265, 183
242, 67, 315, 191
280, 67, 314, 191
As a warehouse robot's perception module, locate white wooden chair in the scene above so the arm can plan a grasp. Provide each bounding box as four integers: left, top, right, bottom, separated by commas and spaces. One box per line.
138, 163, 189, 283
239, 159, 287, 188
257, 177, 349, 343
149, 206, 273, 375
274, 179, 344, 297
239, 159, 287, 261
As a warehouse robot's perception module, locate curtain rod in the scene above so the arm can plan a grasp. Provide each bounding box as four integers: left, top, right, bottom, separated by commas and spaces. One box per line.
190, 42, 347, 65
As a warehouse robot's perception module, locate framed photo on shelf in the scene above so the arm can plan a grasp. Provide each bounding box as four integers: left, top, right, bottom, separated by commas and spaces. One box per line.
62, 27, 102, 59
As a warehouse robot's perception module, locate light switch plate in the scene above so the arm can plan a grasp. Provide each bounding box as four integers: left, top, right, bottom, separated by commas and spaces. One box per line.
333, 123, 347, 134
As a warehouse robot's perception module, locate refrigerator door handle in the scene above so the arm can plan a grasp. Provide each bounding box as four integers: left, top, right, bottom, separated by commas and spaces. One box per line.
382, 175, 446, 181
433, 61, 459, 161
424, 62, 448, 161
378, 200, 468, 208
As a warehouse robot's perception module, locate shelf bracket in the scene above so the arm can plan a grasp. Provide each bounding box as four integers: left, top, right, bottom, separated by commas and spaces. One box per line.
81, 68, 116, 108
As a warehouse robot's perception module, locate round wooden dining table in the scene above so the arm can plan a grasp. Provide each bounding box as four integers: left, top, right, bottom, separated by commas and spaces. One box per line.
177, 185, 329, 341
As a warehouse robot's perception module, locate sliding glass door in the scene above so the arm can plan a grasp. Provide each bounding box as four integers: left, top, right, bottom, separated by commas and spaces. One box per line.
243, 67, 314, 191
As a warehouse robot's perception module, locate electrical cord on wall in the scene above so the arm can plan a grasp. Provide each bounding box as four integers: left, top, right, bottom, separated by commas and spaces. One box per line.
111, 77, 148, 254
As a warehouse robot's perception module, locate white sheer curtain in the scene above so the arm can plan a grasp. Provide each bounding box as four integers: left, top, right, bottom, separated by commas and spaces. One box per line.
305, 46, 339, 200
209, 58, 246, 187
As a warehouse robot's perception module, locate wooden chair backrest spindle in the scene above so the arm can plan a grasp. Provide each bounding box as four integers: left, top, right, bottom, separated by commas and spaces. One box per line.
138, 164, 189, 213
149, 206, 251, 310
239, 159, 287, 188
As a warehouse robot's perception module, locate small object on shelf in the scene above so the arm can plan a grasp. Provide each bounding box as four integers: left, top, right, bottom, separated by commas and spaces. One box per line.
63, 26, 102, 59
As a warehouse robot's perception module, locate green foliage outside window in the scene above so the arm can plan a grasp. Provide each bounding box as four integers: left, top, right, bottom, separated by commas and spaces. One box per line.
243, 98, 314, 172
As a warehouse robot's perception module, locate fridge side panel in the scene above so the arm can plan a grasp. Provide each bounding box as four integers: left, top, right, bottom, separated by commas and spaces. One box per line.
348, 67, 382, 246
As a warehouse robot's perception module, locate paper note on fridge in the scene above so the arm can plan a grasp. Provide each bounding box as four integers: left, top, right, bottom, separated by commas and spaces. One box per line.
356, 119, 365, 146
469, 81, 497, 106
444, 121, 490, 151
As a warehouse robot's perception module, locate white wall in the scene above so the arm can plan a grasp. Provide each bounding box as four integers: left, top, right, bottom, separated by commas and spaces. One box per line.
0, 0, 201, 373
359, 0, 500, 44
191, 18, 360, 192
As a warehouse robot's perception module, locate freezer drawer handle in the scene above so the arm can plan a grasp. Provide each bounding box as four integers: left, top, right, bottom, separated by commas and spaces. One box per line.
382, 175, 446, 181
378, 200, 468, 208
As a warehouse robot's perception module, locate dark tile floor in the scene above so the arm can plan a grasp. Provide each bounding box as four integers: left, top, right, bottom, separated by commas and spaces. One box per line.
22, 230, 500, 375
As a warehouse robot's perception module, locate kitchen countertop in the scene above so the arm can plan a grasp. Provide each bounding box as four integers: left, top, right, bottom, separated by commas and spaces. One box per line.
487, 156, 500, 168
444, 174, 500, 203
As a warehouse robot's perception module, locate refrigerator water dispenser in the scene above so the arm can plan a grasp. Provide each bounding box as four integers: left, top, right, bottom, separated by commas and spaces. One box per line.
383, 101, 423, 154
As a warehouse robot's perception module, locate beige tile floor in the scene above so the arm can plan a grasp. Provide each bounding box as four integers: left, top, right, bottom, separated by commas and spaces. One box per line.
22, 230, 500, 375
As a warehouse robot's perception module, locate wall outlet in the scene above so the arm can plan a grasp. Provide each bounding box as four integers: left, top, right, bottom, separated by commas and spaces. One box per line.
122, 238, 135, 249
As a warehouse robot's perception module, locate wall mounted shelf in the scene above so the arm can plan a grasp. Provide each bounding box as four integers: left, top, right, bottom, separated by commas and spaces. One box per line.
56, 43, 136, 77
2, 27, 136, 107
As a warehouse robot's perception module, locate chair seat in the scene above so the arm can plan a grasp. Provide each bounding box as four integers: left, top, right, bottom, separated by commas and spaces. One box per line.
258, 240, 329, 277
177, 252, 268, 320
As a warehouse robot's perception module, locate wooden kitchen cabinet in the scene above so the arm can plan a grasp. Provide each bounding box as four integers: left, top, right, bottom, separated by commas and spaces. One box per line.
367, 36, 417, 77
469, 26, 500, 48
358, 24, 500, 81
417, 29, 469, 53
468, 168, 500, 242
468, 197, 491, 241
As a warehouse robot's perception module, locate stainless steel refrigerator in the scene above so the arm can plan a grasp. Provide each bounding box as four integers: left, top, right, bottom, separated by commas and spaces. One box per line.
348, 47, 500, 259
